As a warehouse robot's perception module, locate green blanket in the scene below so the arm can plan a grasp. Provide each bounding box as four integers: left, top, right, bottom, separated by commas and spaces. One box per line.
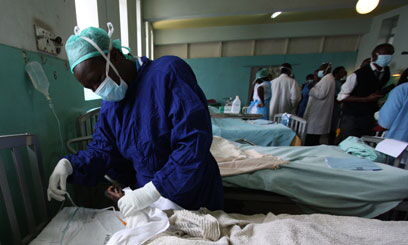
339, 136, 386, 162
223, 145, 408, 218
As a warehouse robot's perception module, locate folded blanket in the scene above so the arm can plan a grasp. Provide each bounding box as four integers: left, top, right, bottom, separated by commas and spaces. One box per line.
210, 136, 288, 176
148, 209, 408, 245
339, 136, 386, 162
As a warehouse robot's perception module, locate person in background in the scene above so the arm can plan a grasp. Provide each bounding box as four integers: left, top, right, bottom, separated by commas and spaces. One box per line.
378, 82, 408, 142
269, 63, 300, 119
297, 74, 314, 118
360, 58, 371, 68
47, 24, 224, 215
397, 67, 408, 86
337, 43, 394, 140
328, 66, 347, 145
248, 68, 271, 119
304, 63, 336, 145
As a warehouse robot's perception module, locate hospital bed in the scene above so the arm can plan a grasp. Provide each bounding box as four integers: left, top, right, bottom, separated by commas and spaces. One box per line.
0, 134, 48, 244
67, 107, 300, 153
222, 139, 408, 219
212, 117, 298, 146
2, 133, 408, 245
65, 108, 408, 219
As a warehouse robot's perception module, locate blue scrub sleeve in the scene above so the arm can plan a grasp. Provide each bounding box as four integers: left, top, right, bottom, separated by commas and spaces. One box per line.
151, 73, 214, 201
65, 111, 124, 186
379, 88, 402, 129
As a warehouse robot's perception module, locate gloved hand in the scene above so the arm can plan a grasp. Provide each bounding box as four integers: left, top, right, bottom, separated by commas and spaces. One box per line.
118, 182, 161, 217
47, 158, 73, 201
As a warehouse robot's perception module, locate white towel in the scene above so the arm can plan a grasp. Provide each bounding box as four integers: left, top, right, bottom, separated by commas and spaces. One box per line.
107, 189, 182, 245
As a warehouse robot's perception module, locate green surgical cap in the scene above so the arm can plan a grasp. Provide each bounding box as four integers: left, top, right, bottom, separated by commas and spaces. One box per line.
65, 26, 122, 73
256, 68, 269, 80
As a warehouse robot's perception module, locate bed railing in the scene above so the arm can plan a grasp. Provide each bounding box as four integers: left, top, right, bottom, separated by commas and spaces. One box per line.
0, 134, 48, 244
67, 107, 100, 154
273, 113, 307, 144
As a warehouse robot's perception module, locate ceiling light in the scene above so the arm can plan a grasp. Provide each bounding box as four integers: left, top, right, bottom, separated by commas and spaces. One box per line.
271, 11, 282, 19
356, 0, 380, 14
392, 73, 401, 77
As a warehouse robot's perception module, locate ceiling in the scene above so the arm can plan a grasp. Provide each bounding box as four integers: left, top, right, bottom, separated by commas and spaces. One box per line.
145, 0, 407, 30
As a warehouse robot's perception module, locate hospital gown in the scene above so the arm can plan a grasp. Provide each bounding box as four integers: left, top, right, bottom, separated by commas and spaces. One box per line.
66, 56, 224, 210
379, 83, 408, 142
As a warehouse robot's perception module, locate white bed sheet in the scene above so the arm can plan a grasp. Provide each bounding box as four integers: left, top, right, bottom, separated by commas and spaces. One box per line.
30, 207, 124, 245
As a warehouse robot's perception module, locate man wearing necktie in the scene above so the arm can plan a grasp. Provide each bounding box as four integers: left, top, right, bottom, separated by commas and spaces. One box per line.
337, 43, 394, 140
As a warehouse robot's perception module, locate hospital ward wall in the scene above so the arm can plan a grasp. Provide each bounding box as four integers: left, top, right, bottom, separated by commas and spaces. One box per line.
0, 44, 102, 243
184, 52, 358, 104
357, 4, 408, 74
0, 0, 128, 242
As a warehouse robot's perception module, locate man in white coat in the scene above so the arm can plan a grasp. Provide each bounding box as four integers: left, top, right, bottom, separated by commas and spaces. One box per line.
304, 63, 336, 145
269, 63, 301, 119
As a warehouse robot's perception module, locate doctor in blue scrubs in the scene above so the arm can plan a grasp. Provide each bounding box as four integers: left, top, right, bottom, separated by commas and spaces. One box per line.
47, 24, 224, 216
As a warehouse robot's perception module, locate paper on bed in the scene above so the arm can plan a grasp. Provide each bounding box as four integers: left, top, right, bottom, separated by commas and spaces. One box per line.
325, 157, 382, 171
375, 138, 408, 158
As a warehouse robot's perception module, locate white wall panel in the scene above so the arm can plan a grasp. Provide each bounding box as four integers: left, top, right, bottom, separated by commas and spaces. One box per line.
324, 35, 360, 52
154, 44, 188, 59
222, 40, 253, 57
254, 38, 287, 55
288, 37, 321, 54
189, 42, 221, 58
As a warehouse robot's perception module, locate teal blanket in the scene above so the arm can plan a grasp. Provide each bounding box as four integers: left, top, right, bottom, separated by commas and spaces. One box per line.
212, 118, 295, 146
223, 145, 408, 218
339, 136, 386, 162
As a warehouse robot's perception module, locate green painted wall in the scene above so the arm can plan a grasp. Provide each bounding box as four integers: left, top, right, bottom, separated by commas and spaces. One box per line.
0, 44, 101, 243
185, 52, 358, 104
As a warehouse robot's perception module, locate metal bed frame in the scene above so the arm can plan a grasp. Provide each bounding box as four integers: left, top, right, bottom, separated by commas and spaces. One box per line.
273, 113, 307, 144
0, 134, 48, 244
67, 107, 100, 154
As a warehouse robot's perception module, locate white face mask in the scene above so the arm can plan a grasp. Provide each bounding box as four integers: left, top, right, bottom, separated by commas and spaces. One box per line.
79, 23, 128, 102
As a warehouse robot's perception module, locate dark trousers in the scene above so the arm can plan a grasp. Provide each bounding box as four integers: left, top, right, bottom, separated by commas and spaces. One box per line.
339, 114, 375, 141
328, 131, 337, 145
305, 134, 321, 146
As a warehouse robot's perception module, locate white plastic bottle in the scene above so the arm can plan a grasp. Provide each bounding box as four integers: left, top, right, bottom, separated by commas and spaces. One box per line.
281, 113, 291, 126
231, 96, 241, 114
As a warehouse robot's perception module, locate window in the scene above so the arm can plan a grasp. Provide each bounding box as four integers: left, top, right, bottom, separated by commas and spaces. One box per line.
378, 15, 399, 44
75, 0, 101, 101
119, 0, 130, 54
145, 21, 154, 59
136, 0, 143, 56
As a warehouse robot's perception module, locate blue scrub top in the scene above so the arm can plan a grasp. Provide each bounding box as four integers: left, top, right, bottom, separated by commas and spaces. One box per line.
378, 83, 408, 142
66, 56, 224, 210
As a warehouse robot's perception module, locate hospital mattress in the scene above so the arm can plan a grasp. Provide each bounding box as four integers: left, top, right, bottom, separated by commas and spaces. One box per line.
222, 144, 408, 218
211, 118, 295, 146
30, 207, 124, 245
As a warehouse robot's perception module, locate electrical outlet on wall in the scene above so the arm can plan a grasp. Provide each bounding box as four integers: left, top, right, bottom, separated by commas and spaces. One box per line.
34, 25, 63, 56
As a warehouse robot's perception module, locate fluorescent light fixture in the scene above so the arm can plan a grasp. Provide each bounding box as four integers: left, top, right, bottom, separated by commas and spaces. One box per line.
271, 11, 282, 19
392, 73, 401, 77
356, 0, 380, 14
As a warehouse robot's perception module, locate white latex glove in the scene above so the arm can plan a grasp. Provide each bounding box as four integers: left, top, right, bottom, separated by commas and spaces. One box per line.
47, 158, 73, 201
118, 182, 161, 217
